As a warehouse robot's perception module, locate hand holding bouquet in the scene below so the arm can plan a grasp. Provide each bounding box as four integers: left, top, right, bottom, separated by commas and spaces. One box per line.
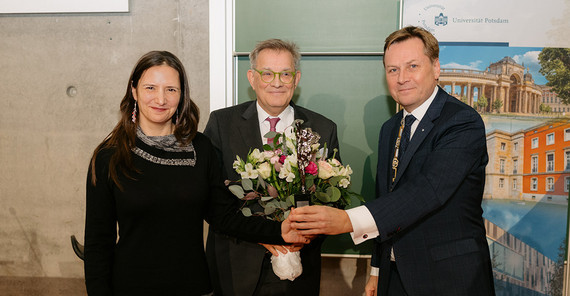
227, 119, 363, 280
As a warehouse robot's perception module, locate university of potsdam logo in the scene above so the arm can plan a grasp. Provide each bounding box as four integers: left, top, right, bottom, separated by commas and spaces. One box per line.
434, 12, 448, 26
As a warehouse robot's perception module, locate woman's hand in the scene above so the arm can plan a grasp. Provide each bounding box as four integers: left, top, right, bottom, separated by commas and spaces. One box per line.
260, 244, 289, 256
365, 275, 378, 296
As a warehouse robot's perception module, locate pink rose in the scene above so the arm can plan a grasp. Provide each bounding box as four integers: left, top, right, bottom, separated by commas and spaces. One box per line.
305, 161, 318, 175
274, 161, 283, 172
270, 155, 280, 164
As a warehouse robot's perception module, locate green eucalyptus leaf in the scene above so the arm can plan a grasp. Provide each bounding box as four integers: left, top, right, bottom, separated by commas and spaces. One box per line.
287, 195, 295, 207
228, 185, 245, 199
327, 186, 341, 202
287, 195, 295, 204
329, 176, 341, 186
265, 131, 278, 139
316, 192, 330, 203
267, 199, 280, 207
258, 176, 267, 189
261, 196, 274, 202
241, 207, 252, 217
306, 177, 314, 189
242, 178, 253, 191
264, 204, 276, 215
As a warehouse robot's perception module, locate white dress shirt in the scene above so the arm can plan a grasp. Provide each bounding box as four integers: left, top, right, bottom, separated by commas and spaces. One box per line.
346, 86, 439, 275
256, 103, 295, 143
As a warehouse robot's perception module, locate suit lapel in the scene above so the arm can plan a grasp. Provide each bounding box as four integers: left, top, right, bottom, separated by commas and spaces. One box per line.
293, 103, 311, 128
392, 87, 447, 186
237, 101, 264, 150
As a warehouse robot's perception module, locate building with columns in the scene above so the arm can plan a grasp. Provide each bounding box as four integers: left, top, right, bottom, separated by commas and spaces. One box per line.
439, 57, 543, 114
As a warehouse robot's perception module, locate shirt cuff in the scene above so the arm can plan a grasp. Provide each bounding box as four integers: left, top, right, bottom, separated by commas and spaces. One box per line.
346, 205, 379, 245
370, 267, 379, 276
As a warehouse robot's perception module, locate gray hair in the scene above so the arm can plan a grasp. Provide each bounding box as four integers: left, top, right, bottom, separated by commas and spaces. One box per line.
249, 39, 301, 70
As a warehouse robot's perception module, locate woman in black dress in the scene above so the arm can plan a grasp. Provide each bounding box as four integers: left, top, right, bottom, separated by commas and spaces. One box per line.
84, 51, 304, 296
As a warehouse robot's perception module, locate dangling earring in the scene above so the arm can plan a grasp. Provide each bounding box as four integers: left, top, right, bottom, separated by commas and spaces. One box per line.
132, 101, 137, 123
175, 109, 179, 125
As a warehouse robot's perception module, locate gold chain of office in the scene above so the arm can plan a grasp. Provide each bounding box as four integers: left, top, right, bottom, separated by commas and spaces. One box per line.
391, 116, 406, 183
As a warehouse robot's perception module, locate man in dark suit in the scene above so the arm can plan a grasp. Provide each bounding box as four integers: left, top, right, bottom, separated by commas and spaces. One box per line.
204, 39, 340, 296
288, 26, 495, 296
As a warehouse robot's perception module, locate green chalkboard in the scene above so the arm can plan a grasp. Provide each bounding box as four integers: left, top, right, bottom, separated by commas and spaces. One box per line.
236, 0, 399, 53
235, 0, 400, 256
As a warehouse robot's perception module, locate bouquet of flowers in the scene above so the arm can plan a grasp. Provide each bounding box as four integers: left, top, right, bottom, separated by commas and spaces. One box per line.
227, 119, 363, 280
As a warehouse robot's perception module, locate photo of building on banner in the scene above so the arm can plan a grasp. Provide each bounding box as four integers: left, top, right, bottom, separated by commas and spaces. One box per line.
403, 1, 570, 295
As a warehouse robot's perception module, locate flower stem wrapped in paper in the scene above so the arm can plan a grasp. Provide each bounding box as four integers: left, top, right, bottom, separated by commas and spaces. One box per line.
227, 119, 363, 281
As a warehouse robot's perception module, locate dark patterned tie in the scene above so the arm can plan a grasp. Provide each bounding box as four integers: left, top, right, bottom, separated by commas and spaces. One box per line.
399, 114, 416, 158
266, 117, 280, 144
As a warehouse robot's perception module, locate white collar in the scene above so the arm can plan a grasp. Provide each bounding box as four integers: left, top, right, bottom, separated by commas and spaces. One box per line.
256, 102, 294, 125
403, 86, 438, 122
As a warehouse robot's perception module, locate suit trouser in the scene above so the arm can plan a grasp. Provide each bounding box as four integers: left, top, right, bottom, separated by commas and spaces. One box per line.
253, 253, 288, 296
387, 262, 408, 296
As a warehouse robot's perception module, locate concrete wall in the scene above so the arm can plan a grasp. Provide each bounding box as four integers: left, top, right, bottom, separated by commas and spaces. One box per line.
0, 1, 369, 295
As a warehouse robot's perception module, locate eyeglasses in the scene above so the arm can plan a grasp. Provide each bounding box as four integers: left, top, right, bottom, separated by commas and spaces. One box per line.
253, 68, 297, 84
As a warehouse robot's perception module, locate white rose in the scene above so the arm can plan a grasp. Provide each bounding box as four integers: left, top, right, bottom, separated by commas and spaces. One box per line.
333, 166, 342, 177
257, 162, 272, 179
317, 160, 334, 179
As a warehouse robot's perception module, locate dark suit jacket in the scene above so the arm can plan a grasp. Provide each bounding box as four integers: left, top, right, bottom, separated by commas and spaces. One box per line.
204, 100, 340, 296
368, 87, 495, 296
